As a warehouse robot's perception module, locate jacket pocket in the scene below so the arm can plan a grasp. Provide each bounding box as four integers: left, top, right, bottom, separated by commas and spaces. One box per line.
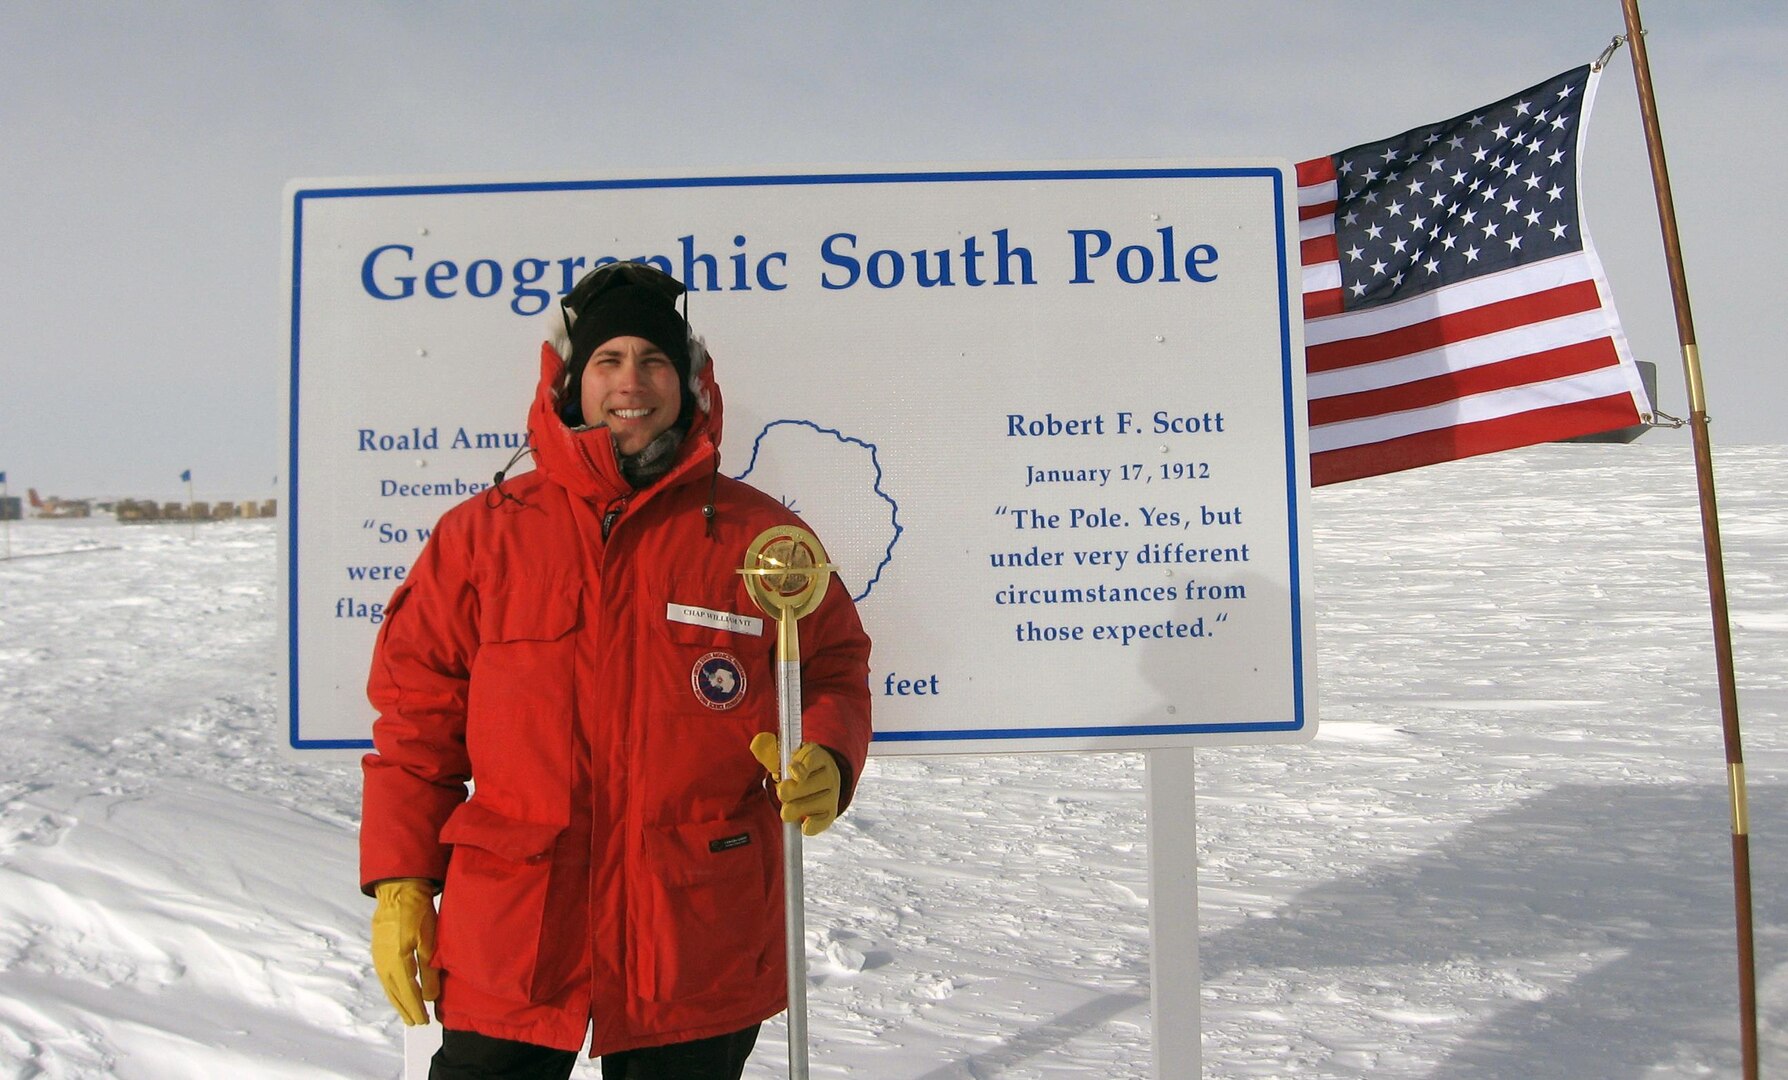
434, 800, 573, 1003
476, 574, 580, 643
466, 576, 580, 821
631, 811, 778, 1003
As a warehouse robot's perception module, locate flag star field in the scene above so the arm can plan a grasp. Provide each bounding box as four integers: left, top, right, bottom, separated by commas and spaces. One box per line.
1331, 68, 1587, 310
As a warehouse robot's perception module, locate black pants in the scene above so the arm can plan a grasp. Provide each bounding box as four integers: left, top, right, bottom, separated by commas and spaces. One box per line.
429, 1024, 761, 1080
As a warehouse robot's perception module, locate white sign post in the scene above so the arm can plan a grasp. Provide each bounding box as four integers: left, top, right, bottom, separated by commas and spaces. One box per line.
283, 163, 1313, 1075
1148, 746, 1202, 1078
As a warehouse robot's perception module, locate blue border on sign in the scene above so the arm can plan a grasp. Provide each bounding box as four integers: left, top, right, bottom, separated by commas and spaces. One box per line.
286, 166, 1306, 750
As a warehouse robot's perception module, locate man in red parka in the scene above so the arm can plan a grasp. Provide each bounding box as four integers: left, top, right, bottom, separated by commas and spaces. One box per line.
359, 261, 873, 1080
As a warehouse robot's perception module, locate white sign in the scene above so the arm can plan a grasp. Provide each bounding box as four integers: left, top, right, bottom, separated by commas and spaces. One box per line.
282, 163, 1315, 754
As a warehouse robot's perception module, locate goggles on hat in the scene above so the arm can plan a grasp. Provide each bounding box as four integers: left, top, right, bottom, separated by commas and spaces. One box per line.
561, 260, 687, 333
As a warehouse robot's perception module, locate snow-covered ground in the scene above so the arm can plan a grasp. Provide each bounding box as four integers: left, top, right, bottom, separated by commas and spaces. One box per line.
1, 440, 1783, 1078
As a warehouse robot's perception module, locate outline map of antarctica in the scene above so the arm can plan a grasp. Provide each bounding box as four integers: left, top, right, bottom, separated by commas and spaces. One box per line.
733, 420, 900, 603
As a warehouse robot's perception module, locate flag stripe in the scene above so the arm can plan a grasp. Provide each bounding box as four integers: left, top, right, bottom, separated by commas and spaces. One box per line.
1309, 364, 1638, 452
1300, 234, 1339, 265
1307, 279, 1604, 372
1304, 252, 1605, 346
1295, 158, 1336, 187
1308, 337, 1619, 426
1296, 181, 1335, 203
1310, 308, 1618, 399
1310, 394, 1643, 486
1303, 262, 1341, 293
1304, 290, 1344, 319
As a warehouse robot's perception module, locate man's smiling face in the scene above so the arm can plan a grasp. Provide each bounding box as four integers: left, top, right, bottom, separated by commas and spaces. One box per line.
579, 335, 682, 454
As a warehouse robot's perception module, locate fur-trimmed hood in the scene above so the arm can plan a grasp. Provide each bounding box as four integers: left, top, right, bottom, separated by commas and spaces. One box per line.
545, 302, 715, 425
525, 311, 726, 506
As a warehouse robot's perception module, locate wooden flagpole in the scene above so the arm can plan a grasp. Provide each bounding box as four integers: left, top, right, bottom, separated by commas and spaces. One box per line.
1613, 6, 1758, 1076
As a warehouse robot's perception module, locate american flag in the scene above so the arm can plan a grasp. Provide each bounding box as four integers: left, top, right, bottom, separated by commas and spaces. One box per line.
1298, 64, 1651, 486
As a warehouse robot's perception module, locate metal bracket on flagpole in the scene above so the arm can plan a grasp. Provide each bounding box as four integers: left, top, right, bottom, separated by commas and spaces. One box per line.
1648, 408, 1688, 430
1594, 35, 1627, 71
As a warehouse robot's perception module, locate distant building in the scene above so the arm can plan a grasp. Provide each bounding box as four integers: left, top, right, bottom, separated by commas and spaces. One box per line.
114, 496, 280, 524
0, 496, 19, 521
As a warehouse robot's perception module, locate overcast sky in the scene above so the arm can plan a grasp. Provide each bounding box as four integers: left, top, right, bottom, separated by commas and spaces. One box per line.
4, 1, 1782, 499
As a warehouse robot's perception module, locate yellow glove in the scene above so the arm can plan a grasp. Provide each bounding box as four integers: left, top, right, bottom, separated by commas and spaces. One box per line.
371, 878, 440, 1025
750, 732, 842, 836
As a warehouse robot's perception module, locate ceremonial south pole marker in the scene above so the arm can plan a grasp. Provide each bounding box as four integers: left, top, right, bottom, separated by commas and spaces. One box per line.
740, 524, 837, 1080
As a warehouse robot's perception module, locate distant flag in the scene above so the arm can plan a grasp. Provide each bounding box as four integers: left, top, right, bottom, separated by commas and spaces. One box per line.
1298, 63, 1649, 486
180, 469, 192, 483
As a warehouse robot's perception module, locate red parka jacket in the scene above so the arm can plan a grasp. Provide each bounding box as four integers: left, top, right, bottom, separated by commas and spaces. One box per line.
359, 339, 873, 1054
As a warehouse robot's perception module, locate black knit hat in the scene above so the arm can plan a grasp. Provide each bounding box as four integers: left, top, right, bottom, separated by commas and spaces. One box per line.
558, 262, 693, 427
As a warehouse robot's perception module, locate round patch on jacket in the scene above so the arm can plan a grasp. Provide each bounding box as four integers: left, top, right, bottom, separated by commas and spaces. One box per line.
692, 651, 747, 710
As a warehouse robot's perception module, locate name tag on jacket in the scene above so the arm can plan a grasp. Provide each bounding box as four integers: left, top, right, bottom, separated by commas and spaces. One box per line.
666, 604, 765, 637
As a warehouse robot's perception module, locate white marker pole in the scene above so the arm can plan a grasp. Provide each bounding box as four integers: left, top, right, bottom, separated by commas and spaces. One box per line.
777, 631, 810, 1080
403, 1023, 441, 1078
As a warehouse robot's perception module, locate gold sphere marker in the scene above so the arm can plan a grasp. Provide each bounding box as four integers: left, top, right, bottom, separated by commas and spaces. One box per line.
740, 525, 836, 664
